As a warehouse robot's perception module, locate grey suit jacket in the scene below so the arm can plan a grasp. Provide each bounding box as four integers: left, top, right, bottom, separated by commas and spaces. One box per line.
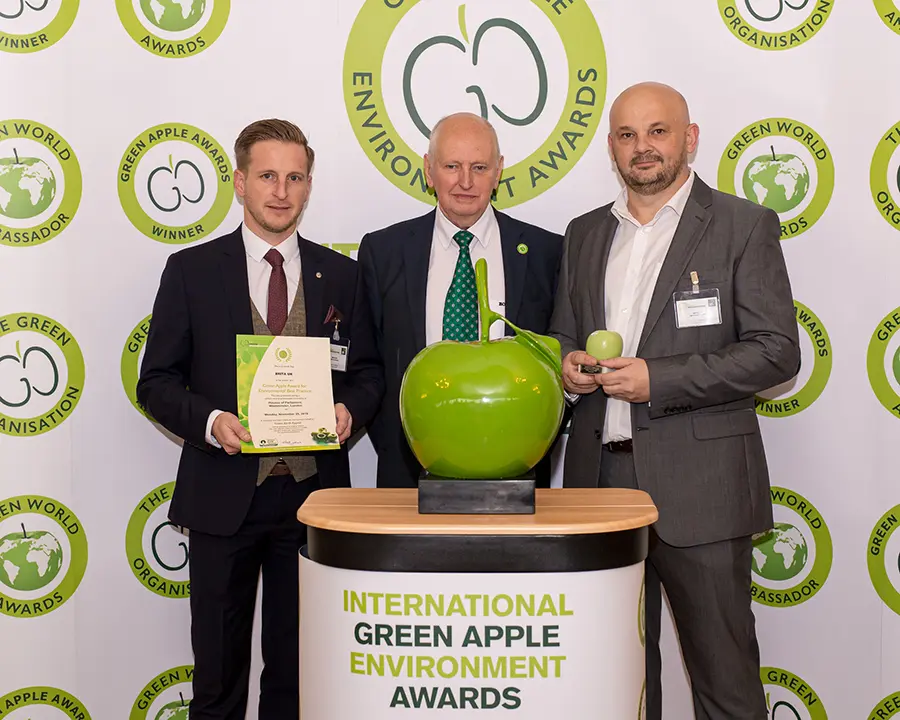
549, 176, 800, 547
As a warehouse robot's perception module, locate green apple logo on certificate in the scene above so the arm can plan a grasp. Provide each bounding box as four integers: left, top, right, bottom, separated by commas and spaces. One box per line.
236, 336, 339, 453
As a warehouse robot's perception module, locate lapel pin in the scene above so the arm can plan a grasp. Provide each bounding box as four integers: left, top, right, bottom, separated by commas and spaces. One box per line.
315, 271, 322, 279
517, 243, 528, 255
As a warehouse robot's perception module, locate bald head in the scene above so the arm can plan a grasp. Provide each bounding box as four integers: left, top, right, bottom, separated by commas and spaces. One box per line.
609, 82, 691, 131
428, 112, 501, 163
607, 82, 698, 198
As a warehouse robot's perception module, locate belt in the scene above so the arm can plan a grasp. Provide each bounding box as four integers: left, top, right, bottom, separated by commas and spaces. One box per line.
603, 439, 633, 453
269, 460, 292, 476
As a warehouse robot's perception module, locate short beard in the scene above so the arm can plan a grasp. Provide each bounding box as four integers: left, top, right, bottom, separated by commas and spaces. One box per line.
619, 149, 686, 197
247, 204, 302, 236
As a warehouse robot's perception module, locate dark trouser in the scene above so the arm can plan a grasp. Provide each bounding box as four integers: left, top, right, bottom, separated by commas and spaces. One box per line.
600, 448, 766, 720
187, 473, 320, 720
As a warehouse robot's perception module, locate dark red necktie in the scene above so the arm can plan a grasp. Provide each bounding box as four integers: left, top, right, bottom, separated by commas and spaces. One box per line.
264, 248, 287, 335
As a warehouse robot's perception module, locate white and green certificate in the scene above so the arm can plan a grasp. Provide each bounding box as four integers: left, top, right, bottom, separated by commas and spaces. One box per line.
236, 335, 340, 453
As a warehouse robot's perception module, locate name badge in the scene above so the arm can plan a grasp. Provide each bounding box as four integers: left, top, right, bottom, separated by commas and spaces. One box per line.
673, 271, 722, 328
330, 338, 350, 372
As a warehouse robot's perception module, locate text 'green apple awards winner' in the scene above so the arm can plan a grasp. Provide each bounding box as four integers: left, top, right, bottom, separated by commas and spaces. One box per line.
236, 335, 339, 452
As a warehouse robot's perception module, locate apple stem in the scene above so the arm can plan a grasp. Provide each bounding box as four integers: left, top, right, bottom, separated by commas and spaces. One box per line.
21, 523, 27, 538
771, 145, 776, 161
13, 147, 20, 164
180, 692, 186, 706
475, 258, 499, 342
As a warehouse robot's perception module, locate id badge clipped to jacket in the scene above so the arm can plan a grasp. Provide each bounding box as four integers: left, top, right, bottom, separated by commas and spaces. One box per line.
673, 271, 722, 329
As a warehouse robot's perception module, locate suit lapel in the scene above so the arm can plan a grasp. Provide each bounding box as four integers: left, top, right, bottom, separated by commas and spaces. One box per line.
403, 211, 435, 351
298, 235, 325, 337
496, 211, 525, 331
589, 211, 619, 332
637, 179, 713, 352
219, 227, 253, 335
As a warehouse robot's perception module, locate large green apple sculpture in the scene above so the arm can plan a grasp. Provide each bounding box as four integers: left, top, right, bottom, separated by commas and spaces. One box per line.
400, 258, 564, 479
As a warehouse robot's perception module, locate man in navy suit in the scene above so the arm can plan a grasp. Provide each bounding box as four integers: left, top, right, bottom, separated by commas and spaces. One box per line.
137, 119, 382, 719
358, 112, 563, 489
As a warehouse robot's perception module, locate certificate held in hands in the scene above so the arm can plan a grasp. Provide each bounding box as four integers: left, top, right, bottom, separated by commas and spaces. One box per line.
236, 335, 340, 453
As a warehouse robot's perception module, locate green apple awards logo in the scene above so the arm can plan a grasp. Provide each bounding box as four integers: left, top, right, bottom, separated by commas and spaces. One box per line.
118, 123, 233, 244
868, 692, 900, 719
718, 0, 834, 50
344, 0, 606, 208
122, 313, 154, 419
870, 119, 900, 232
130, 665, 193, 720
0, 495, 87, 618
0, 119, 81, 246
751, 487, 832, 607
868, 504, 900, 616
866, 306, 900, 419
116, 0, 229, 58
719, 118, 833, 240
126, 482, 189, 599
761, 667, 827, 719
0, 686, 93, 719
874, 0, 900, 35
0, 313, 84, 437
756, 301, 831, 417
0, 0, 78, 53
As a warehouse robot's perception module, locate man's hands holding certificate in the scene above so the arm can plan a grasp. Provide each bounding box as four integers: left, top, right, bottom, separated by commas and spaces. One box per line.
562, 351, 650, 404
212, 403, 353, 454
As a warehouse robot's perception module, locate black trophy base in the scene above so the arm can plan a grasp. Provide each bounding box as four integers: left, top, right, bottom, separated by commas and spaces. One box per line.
417, 471, 536, 515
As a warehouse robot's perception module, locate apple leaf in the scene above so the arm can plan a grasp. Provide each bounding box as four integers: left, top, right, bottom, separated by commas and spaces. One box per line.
15, 340, 20, 360
458, 4, 468, 44
168, 154, 174, 172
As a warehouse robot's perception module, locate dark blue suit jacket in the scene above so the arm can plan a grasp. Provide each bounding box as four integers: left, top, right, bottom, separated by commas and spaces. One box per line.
137, 225, 383, 535
358, 209, 563, 488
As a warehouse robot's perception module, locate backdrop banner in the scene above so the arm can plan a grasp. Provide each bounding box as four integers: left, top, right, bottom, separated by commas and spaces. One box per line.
0, 1, 897, 718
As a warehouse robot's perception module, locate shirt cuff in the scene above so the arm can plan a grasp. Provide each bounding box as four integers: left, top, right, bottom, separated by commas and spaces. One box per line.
206, 409, 224, 448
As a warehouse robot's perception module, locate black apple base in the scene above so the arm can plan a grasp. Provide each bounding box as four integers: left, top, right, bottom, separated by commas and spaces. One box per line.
417, 471, 536, 514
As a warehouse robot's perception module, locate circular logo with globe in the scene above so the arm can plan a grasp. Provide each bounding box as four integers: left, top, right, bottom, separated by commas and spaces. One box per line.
0, 0, 79, 54
0, 119, 81, 247
717, 0, 835, 51
116, 0, 229, 58
0, 312, 86, 437
866, 306, 900, 419
719, 118, 833, 240
126, 482, 190, 599
756, 301, 832, 418
868, 504, 900, 616
875, 0, 900, 36
751, 487, 832, 608
344, 0, 606, 208
761, 667, 827, 719
118, 123, 234, 244
121, 313, 154, 419
130, 666, 193, 720
870, 119, 900, 233
0, 686, 93, 718
0, 495, 87, 618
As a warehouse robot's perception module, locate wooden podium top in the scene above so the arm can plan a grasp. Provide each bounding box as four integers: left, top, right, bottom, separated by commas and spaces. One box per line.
297, 488, 658, 536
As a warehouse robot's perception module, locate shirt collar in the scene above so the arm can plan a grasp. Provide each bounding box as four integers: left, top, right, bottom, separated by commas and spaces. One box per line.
611, 169, 695, 228
241, 223, 301, 265
435, 204, 495, 250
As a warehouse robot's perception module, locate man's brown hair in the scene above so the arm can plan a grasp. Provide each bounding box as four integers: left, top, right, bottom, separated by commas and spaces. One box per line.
234, 119, 315, 174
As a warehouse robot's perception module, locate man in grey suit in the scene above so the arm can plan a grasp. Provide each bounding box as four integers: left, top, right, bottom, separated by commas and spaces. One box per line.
549, 82, 800, 719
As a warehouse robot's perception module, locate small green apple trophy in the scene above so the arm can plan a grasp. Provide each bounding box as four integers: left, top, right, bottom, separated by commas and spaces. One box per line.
580, 329, 623, 374
399, 258, 564, 514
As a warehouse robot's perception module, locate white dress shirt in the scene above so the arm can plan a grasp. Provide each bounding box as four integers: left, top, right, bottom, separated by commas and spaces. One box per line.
603, 171, 695, 443
205, 224, 303, 446
425, 205, 506, 346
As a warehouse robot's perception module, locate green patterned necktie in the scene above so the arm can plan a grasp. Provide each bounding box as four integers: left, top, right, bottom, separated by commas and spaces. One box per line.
442, 230, 478, 342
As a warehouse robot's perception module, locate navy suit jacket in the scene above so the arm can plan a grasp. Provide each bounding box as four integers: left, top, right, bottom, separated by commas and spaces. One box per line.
357, 209, 563, 488
137, 226, 383, 535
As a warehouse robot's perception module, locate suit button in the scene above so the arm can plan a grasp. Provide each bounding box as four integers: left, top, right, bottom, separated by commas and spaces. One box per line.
594, 430, 602, 439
